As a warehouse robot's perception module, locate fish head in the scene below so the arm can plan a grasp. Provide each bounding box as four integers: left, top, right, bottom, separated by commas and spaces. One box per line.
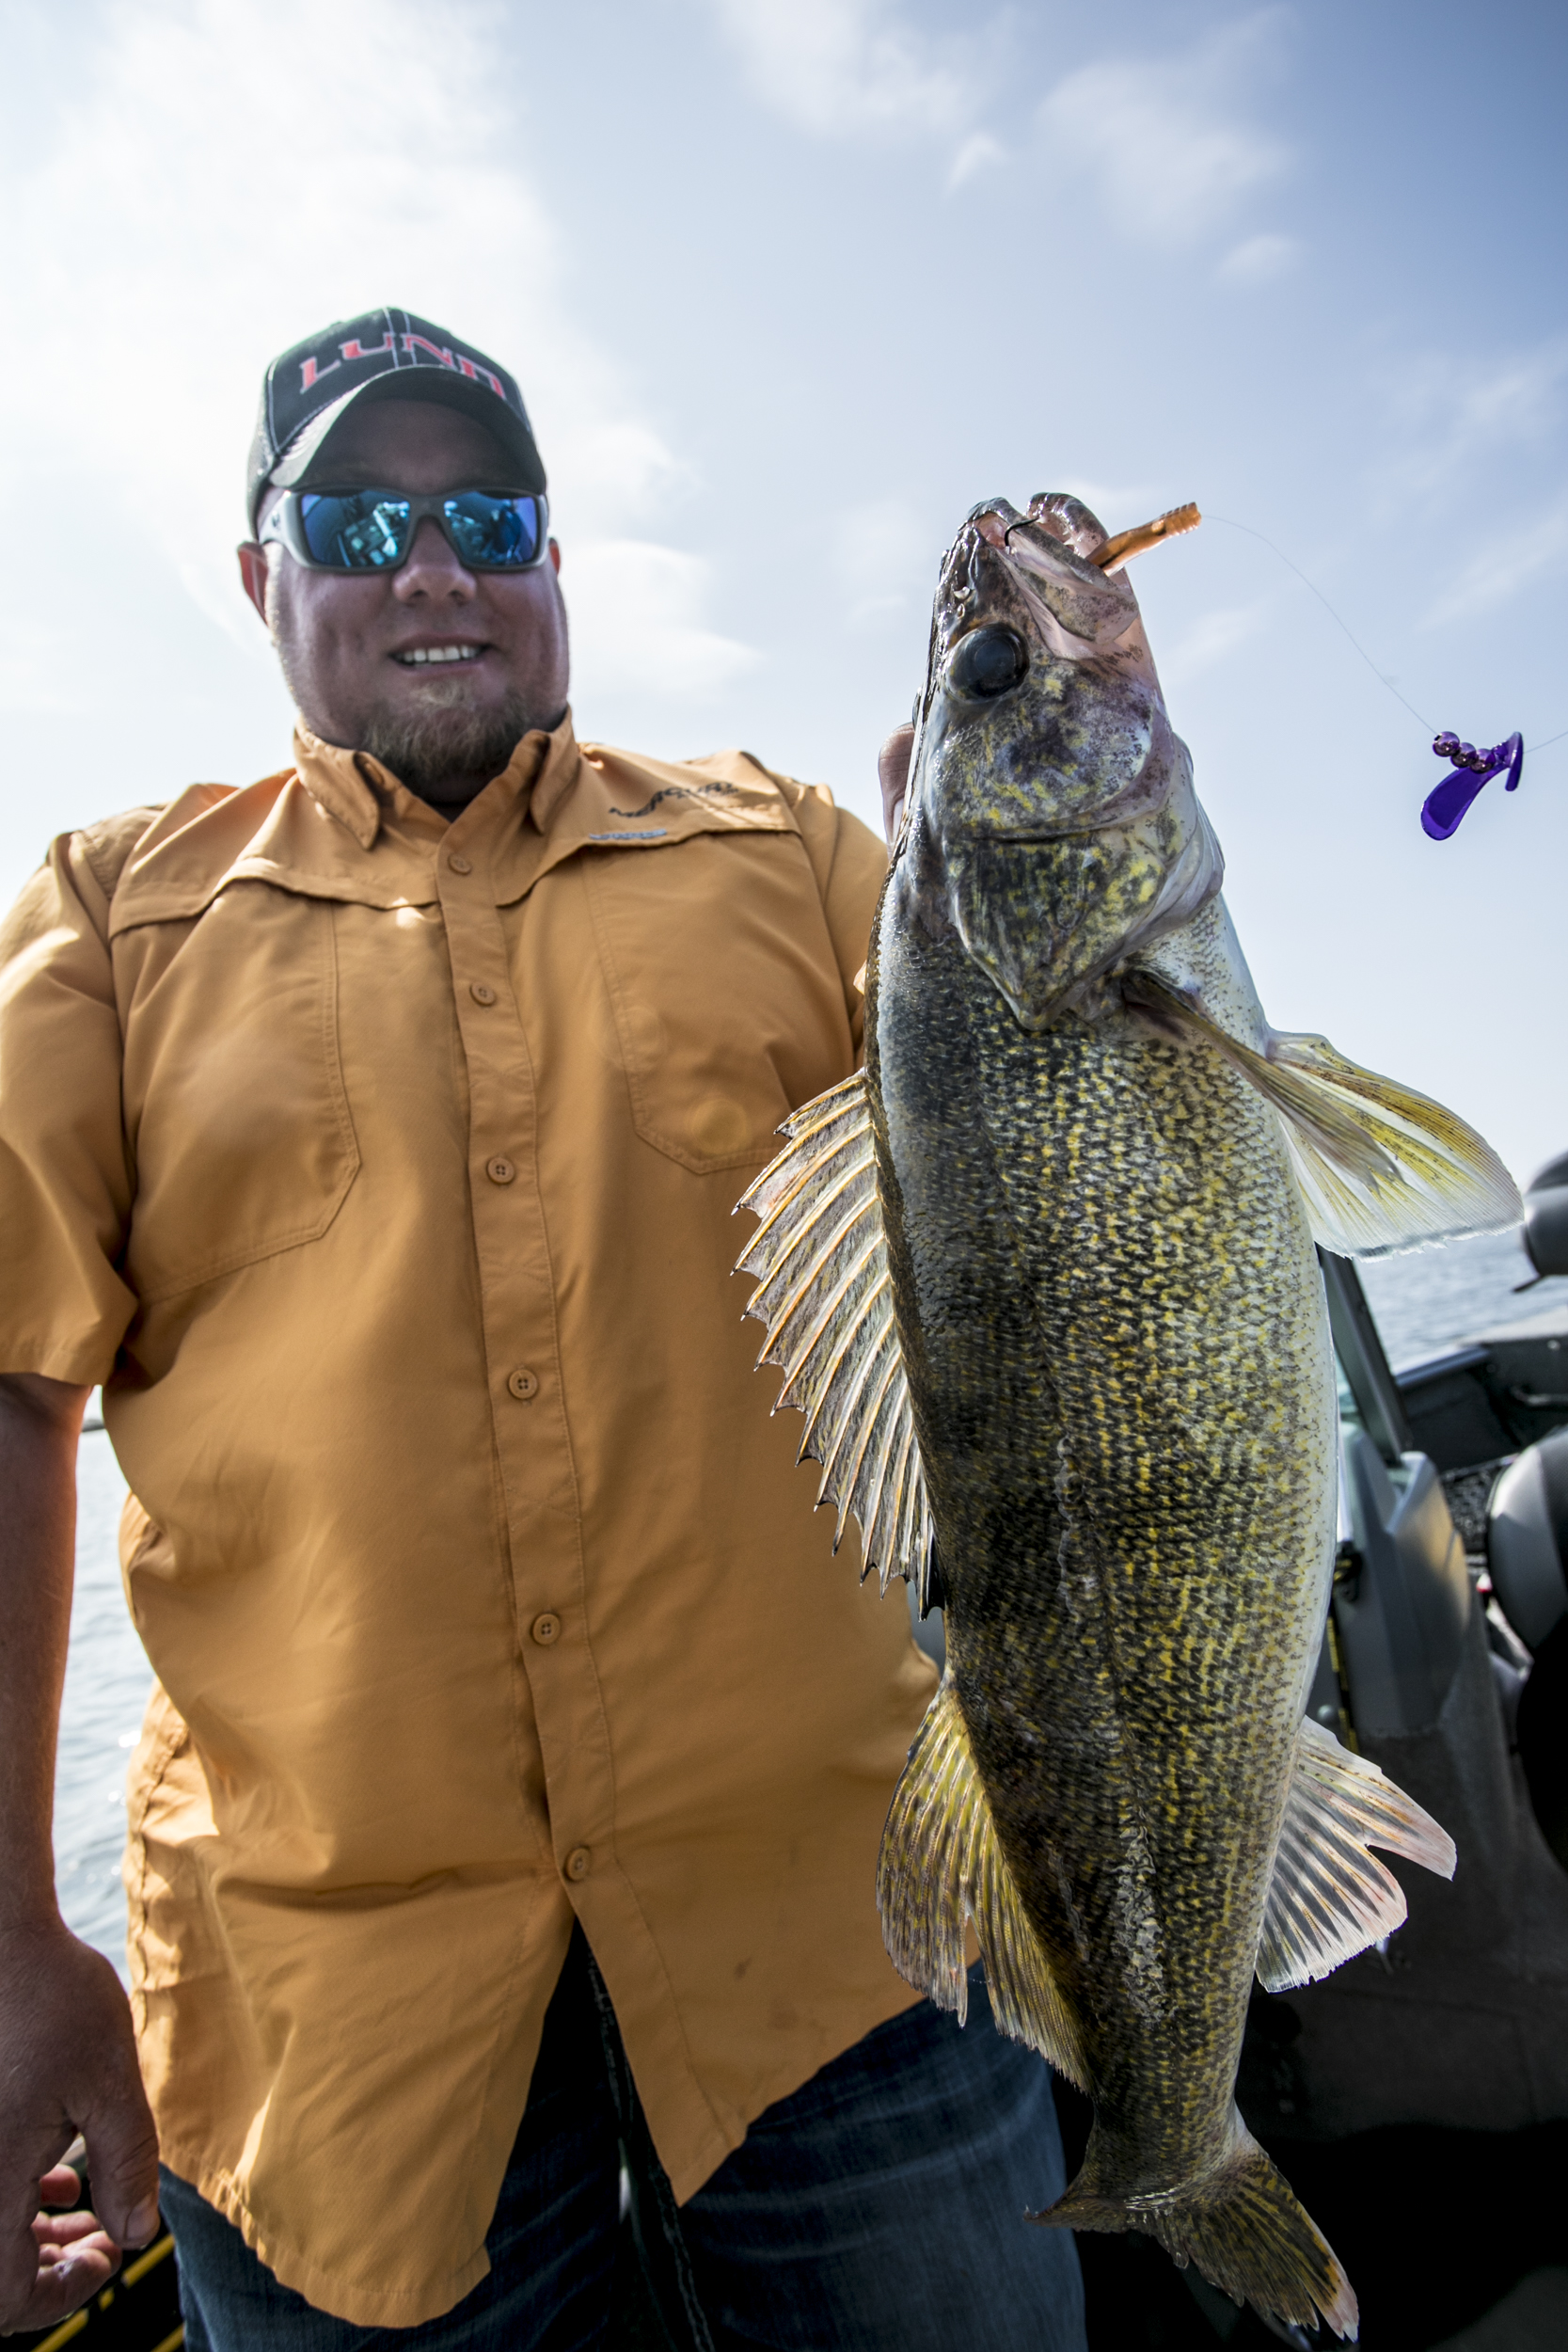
895, 492, 1222, 1028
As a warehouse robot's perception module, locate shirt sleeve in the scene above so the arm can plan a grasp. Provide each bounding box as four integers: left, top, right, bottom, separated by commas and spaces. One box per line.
0, 833, 137, 1384
766, 780, 888, 1057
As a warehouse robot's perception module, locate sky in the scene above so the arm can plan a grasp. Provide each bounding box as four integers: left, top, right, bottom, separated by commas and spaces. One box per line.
1, 0, 1564, 1184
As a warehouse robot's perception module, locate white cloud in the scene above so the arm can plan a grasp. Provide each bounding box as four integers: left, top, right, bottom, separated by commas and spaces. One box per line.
832, 498, 933, 628
562, 421, 691, 521
0, 626, 72, 717
565, 542, 760, 702
1422, 490, 1568, 628
707, 0, 989, 163
1, 0, 736, 693
1159, 605, 1265, 688
1037, 11, 1291, 249
1057, 478, 1164, 523
1218, 230, 1300, 283
1378, 337, 1568, 501
948, 132, 1006, 189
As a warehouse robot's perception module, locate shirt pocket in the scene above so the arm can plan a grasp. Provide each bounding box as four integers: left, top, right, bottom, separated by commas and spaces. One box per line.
582, 831, 855, 1175
119, 885, 360, 1301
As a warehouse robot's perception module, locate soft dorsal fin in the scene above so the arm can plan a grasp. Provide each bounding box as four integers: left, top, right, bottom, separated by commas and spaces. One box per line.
1123, 970, 1521, 1258
1257, 1716, 1456, 1993
735, 1073, 932, 1601
879, 1672, 1085, 2084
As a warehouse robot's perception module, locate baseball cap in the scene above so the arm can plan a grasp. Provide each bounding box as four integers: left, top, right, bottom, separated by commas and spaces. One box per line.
246, 306, 546, 532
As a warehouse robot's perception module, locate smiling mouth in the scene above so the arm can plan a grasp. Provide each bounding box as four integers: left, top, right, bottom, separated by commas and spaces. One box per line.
394, 644, 485, 667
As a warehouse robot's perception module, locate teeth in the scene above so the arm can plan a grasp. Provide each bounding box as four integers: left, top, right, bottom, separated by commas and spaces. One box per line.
398, 644, 481, 665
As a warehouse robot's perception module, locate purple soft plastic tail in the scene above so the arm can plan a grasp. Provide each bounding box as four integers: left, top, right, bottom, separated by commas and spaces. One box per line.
1420, 730, 1523, 839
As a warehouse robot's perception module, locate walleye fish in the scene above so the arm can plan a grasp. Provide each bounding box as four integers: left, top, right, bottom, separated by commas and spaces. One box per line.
735, 492, 1520, 2339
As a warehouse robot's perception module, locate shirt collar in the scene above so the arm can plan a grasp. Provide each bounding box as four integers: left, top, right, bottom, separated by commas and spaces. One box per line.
291, 709, 583, 850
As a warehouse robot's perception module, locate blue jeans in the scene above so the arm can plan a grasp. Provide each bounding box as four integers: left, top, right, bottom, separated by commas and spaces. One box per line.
163, 1932, 1085, 2350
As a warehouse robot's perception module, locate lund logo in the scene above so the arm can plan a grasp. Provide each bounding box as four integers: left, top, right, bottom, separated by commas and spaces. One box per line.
299, 336, 506, 398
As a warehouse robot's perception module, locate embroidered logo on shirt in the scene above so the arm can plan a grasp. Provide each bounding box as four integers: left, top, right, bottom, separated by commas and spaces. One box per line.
604, 783, 737, 818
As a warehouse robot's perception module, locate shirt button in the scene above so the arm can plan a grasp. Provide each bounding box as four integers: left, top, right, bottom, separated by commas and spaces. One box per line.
486, 1156, 516, 1184
531, 1611, 562, 1645
508, 1368, 539, 1401
448, 853, 473, 874
564, 1847, 592, 1883
469, 981, 497, 1006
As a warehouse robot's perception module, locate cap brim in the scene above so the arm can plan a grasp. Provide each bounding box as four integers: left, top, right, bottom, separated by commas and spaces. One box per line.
264, 371, 546, 507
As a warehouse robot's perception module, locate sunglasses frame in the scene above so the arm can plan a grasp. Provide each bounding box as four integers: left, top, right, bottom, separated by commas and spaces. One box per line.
260, 485, 551, 575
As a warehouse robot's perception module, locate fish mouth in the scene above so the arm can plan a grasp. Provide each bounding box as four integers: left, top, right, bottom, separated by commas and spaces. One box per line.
940, 503, 1141, 666
965, 494, 1114, 572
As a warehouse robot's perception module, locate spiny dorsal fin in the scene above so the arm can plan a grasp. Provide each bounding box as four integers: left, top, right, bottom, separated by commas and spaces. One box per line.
1124, 971, 1520, 1258
1257, 1715, 1456, 1994
879, 1674, 1085, 2086
735, 1073, 932, 1599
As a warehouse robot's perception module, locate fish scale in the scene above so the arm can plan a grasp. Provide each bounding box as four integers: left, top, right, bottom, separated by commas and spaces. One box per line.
736, 488, 1517, 2338
874, 916, 1331, 2195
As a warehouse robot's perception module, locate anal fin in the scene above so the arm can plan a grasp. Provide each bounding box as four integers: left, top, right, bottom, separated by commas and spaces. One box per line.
877, 1672, 1085, 2087
1257, 1715, 1456, 1994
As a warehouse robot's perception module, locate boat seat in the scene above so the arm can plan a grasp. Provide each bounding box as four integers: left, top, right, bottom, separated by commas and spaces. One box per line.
1488, 1426, 1568, 1651
1490, 1427, 1568, 1871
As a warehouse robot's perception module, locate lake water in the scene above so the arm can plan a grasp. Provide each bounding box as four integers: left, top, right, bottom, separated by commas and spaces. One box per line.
55, 1227, 1564, 1976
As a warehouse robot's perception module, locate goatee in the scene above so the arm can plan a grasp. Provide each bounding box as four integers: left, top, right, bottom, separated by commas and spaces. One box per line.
357, 688, 543, 808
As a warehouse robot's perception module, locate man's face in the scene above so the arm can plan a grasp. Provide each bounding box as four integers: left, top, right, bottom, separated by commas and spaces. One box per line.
239, 399, 569, 810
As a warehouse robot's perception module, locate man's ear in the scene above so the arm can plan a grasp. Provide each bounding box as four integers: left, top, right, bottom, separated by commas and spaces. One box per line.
237, 543, 272, 627
547, 539, 562, 576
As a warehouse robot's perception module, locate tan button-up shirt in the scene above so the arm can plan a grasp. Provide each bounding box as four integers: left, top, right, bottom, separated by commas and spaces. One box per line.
0, 714, 935, 2327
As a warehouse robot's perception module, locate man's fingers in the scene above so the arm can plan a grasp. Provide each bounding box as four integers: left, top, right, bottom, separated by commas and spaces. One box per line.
33, 2209, 114, 2253
36, 2166, 84, 2211
0, 2154, 79, 2321
878, 723, 916, 845
0, 1923, 157, 2330
8, 2237, 119, 2332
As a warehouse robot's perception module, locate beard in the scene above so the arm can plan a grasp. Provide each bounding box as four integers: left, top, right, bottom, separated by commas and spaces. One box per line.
356, 685, 540, 807
272, 611, 560, 809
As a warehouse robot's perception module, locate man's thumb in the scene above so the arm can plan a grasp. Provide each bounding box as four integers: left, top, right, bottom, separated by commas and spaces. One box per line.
80, 2071, 161, 2247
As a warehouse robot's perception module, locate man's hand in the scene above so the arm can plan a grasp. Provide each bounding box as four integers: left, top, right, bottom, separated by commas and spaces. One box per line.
879, 723, 915, 846
0, 1373, 161, 2336
0, 1918, 160, 2335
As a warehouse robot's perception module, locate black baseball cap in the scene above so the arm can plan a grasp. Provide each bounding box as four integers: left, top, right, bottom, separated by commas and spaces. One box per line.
246, 306, 546, 532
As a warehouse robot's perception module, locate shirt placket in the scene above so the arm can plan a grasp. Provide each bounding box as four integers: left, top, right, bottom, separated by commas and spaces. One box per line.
437, 817, 617, 1896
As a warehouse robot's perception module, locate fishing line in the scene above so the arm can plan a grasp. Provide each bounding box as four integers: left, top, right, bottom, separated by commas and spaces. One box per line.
1206, 514, 1438, 733
1204, 512, 1564, 833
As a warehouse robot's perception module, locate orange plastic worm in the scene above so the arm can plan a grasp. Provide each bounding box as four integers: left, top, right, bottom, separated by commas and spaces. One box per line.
1090, 502, 1202, 572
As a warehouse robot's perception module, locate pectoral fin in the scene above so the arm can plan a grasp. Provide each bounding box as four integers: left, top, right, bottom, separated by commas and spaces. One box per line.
878, 1673, 1085, 2085
1124, 971, 1520, 1256
734, 1073, 932, 1601
1256, 1716, 1456, 1994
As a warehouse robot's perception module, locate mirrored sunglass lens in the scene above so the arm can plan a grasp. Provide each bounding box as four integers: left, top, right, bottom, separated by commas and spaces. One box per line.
443, 493, 542, 567
298, 492, 412, 569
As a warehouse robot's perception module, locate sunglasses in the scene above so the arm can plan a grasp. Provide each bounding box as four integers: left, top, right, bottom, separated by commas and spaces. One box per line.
261, 485, 550, 574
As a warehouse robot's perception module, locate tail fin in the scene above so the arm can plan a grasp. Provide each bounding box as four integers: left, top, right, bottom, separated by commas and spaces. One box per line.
1033, 2116, 1358, 2341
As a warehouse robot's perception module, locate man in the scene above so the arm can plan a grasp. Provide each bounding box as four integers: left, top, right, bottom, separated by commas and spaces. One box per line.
0, 310, 1085, 2348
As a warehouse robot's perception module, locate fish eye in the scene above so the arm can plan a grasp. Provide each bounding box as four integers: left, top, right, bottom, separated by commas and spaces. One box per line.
947, 626, 1028, 701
